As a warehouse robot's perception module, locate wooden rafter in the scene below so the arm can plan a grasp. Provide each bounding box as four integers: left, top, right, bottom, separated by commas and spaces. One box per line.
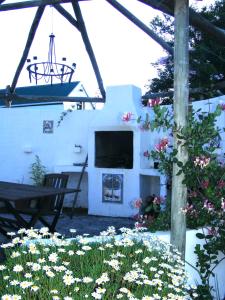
106, 0, 173, 55
0, 0, 106, 105
0, 92, 104, 104
0, 0, 89, 12
138, 0, 225, 46
0, 0, 224, 105
10, 6, 45, 93
53, 4, 79, 30
0, 0, 224, 46
71, 0, 106, 99
142, 81, 225, 99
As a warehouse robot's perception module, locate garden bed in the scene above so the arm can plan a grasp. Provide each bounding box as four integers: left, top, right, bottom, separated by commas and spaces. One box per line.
0, 227, 195, 300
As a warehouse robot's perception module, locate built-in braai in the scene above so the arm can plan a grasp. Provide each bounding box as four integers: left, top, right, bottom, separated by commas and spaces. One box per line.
95, 131, 133, 169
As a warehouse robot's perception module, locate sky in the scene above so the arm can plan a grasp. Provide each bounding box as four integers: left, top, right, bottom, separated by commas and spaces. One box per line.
0, 0, 214, 96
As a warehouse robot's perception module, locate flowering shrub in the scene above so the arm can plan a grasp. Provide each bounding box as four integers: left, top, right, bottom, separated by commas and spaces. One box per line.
147, 98, 161, 107
0, 227, 196, 300
57, 105, 76, 127
141, 100, 225, 299
133, 196, 163, 229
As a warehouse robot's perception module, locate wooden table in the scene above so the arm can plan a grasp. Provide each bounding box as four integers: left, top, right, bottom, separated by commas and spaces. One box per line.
0, 181, 78, 237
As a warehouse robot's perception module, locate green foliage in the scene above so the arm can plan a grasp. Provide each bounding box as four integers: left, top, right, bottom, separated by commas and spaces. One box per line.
29, 155, 47, 186
57, 105, 76, 127
143, 103, 225, 299
146, 0, 225, 103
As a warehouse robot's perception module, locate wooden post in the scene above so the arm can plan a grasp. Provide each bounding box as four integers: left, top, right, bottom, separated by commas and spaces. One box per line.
170, 0, 189, 258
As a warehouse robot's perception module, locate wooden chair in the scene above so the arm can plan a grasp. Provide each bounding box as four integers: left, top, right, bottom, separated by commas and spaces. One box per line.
19, 173, 69, 232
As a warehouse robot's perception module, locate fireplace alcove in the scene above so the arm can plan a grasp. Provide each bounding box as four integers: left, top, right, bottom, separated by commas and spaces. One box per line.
95, 131, 133, 169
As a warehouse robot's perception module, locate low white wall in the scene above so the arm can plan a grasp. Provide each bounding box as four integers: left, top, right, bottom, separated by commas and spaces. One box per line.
0, 104, 96, 193
152, 230, 225, 300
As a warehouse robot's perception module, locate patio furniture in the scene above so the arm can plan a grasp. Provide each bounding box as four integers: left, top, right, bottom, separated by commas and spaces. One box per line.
19, 173, 70, 232
0, 178, 78, 237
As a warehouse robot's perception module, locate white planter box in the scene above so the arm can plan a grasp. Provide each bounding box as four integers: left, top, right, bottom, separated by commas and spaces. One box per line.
150, 229, 225, 300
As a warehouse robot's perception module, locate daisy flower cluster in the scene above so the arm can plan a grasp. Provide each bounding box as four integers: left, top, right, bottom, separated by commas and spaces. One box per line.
0, 227, 195, 300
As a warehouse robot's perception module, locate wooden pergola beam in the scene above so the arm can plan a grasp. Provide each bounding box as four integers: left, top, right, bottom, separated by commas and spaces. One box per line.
106, 0, 173, 55
138, 0, 173, 15
71, 0, 106, 99
53, 4, 79, 30
142, 81, 225, 99
138, 0, 225, 46
0, 93, 105, 104
0, 0, 90, 12
10, 6, 45, 93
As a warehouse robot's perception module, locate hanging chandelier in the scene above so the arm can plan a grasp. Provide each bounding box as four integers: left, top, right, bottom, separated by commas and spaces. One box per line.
26, 33, 76, 85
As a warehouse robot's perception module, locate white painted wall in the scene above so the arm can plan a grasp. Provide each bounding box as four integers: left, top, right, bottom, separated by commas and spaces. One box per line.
0, 104, 95, 207
0, 85, 224, 216
152, 230, 225, 300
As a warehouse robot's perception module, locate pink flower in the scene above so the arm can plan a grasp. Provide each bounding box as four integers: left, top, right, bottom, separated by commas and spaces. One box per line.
153, 196, 163, 205
135, 222, 145, 228
201, 180, 209, 189
207, 227, 218, 236
122, 112, 133, 122
194, 156, 210, 168
147, 98, 161, 107
217, 180, 225, 189
143, 150, 150, 158
134, 198, 143, 209
203, 200, 214, 212
188, 191, 198, 198
155, 138, 169, 152
221, 198, 225, 211
181, 203, 197, 216
219, 103, 225, 111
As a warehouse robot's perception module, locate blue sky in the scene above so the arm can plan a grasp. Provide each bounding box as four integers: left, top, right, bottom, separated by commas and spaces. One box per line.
0, 0, 213, 96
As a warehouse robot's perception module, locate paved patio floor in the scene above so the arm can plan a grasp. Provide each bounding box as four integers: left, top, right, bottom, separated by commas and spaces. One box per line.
0, 209, 135, 244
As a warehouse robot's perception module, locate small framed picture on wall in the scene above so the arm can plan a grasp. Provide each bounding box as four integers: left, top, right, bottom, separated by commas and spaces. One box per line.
43, 120, 54, 134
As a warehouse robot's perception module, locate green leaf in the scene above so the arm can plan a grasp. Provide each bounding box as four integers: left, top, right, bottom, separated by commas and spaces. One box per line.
196, 233, 205, 239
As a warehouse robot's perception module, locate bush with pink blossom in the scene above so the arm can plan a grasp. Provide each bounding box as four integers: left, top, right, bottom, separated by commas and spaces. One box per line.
138, 101, 225, 299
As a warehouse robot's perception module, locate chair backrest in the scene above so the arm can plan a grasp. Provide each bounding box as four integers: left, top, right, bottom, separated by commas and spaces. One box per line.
41, 173, 69, 211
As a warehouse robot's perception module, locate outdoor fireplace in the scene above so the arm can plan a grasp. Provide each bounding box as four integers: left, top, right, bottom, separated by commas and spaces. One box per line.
95, 131, 133, 169
88, 85, 164, 217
